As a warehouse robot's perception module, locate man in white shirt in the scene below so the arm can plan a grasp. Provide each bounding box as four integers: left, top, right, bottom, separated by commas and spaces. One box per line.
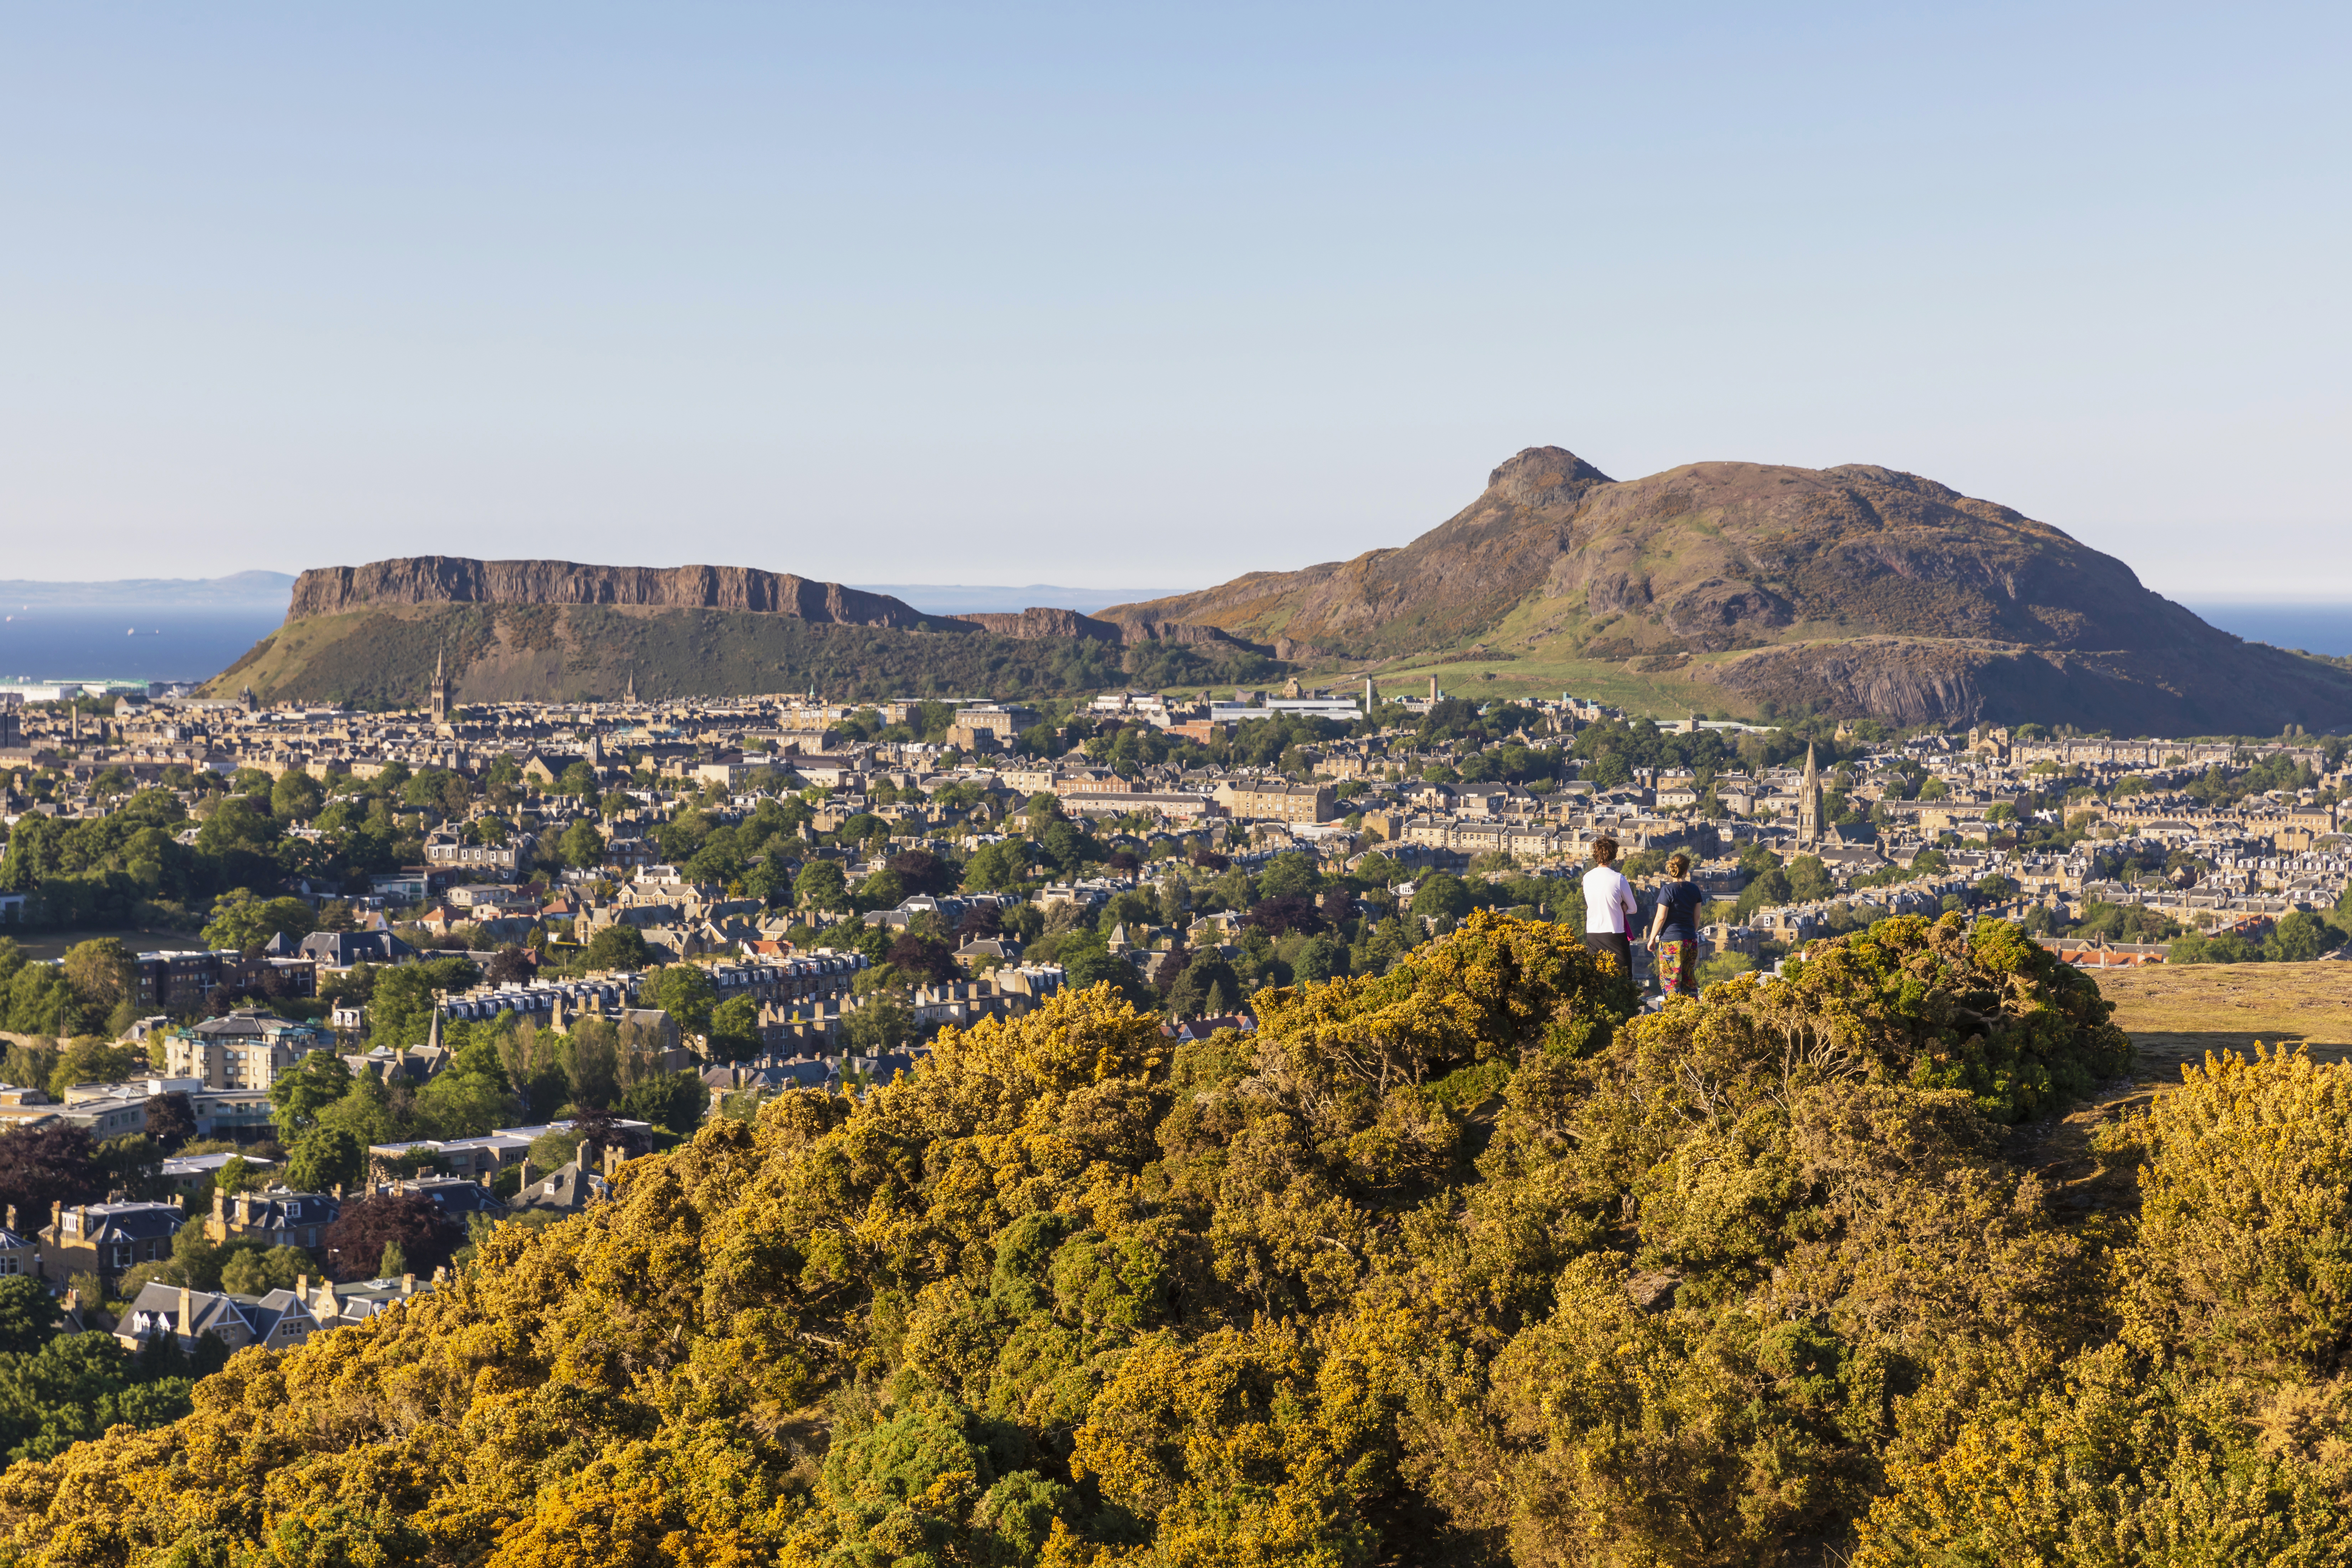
1581, 836, 1640, 978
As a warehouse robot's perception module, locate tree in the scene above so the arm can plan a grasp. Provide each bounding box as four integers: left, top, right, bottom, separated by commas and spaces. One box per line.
557, 818, 605, 869
884, 932, 956, 987
201, 889, 318, 952
1786, 855, 1837, 904
322, 1192, 464, 1284
268, 1050, 355, 1142
485, 945, 533, 987
46, 1038, 148, 1100
583, 924, 653, 970
648, 966, 717, 1039
618, 1069, 706, 1140
2268, 911, 2334, 963
0, 1276, 60, 1354
220, 1245, 313, 1296
843, 993, 914, 1055
0, 1125, 101, 1230
367, 957, 480, 1049
885, 849, 956, 898
1164, 953, 1244, 1018
1409, 873, 1471, 923
269, 770, 325, 823
1246, 893, 1324, 937
961, 840, 1030, 894
142, 1093, 196, 1154
794, 860, 849, 910
708, 995, 763, 1063
60, 939, 129, 1018
1294, 932, 1351, 985
1257, 852, 1322, 901
285, 1126, 364, 1194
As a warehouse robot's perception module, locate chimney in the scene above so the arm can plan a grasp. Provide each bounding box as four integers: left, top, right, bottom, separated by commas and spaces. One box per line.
1429, 676, 1438, 701
63, 1289, 80, 1316
212, 1191, 226, 1221
519, 1158, 537, 1190
50, 1201, 61, 1233
332, 1184, 344, 1201
401, 1272, 415, 1296
3, 1205, 13, 1234
178, 1285, 193, 1336
603, 1143, 622, 1177
295, 1274, 309, 1299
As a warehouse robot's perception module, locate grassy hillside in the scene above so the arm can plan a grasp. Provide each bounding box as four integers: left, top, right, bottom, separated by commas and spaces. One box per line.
25, 914, 2352, 1565
1111, 448, 2352, 731
204, 603, 1280, 707
2094, 961, 2352, 1072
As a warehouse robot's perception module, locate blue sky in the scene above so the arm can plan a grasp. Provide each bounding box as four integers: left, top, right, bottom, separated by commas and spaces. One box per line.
2, 2, 2345, 596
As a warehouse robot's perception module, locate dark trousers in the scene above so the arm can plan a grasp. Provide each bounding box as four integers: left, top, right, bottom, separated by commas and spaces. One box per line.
1583, 931, 1632, 976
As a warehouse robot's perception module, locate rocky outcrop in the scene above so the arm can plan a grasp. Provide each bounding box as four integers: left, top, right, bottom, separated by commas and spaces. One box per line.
956, 608, 1124, 643
1100, 446, 1611, 657
286, 558, 928, 628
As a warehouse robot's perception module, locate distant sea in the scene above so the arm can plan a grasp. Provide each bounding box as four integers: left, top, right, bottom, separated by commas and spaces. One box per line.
0, 605, 283, 687
2184, 603, 2352, 658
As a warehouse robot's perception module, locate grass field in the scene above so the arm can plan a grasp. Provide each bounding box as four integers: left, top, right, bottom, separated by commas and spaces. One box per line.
2, 926, 204, 963
2094, 961, 2352, 1079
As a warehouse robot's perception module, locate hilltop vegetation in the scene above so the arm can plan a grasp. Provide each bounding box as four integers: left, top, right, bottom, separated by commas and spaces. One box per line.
24, 910, 2352, 1564
204, 603, 1279, 708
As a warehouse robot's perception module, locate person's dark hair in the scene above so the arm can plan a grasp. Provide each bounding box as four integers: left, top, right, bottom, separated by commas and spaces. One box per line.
1667, 852, 1691, 877
1591, 837, 1618, 865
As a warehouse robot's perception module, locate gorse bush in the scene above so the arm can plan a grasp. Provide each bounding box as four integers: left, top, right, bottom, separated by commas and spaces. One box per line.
5, 911, 2350, 1564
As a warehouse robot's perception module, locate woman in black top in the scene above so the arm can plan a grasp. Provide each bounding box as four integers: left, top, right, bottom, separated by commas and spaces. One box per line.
1645, 852, 1706, 998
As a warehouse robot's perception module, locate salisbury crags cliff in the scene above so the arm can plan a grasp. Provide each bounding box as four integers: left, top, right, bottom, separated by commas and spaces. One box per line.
215, 558, 1273, 706
287, 558, 928, 627
1103, 447, 2352, 731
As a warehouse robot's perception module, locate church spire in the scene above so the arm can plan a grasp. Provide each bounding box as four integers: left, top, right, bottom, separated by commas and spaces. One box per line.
1797, 741, 1822, 851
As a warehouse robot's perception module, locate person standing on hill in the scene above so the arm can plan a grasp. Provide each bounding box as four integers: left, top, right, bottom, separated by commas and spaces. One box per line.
1582, 836, 1640, 977
1646, 850, 1705, 999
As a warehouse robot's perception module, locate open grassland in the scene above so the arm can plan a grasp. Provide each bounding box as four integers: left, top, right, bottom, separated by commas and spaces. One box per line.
2095, 960, 2352, 1077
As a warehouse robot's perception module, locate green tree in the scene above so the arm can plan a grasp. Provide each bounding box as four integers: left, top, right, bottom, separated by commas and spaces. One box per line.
794, 859, 849, 910
0, 1276, 61, 1354
1409, 872, 1471, 923
708, 994, 762, 1062
583, 924, 653, 970
59, 939, 129, 1020
558, 819, 606, 869
647, 965, 717, 1039
268, 1051, 355, 1142
284, 1126, 364, 1194
201, 889, 318, 952
618, 1069, 706, 1139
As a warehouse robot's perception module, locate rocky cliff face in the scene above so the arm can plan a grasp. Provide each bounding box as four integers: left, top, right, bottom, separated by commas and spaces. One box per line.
286, 558, 928, 628
949, 607, 1265, 654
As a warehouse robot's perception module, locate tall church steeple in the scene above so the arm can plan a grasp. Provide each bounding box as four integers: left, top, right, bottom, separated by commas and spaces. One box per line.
1797, 741, 1822, 851
429, 649, 452, 729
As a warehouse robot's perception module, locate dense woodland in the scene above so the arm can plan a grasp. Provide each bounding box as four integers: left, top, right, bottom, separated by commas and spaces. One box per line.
5, 910, 2345, 1565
